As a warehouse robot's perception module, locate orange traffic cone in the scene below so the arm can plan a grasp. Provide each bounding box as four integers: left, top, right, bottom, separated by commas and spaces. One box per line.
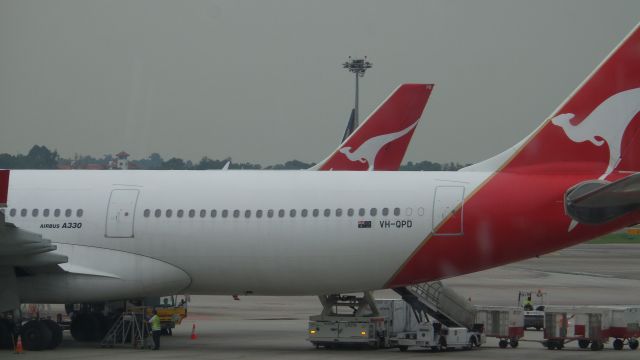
190, 323, 198, 340
15, 335, 24, 354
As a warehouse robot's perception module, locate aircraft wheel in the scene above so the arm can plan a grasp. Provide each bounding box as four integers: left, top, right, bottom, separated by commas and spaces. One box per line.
0, 319, 14, 349
71, 313, 101, 342
578, 339, 590, 349
499, 339, 508, 348
21, 320, 52, 351
629, 338, 639, 350
510, 339, 519, 348
41, 319, 63, 349
613, 338, 624, 350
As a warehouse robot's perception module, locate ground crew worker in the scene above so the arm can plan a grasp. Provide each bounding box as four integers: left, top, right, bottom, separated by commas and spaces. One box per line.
149, 309, 161, 350
523, 296, 533, 311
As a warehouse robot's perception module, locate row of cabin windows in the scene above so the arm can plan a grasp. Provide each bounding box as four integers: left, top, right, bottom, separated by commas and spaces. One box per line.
7, 208, 83, 218
143, 207, 410, 219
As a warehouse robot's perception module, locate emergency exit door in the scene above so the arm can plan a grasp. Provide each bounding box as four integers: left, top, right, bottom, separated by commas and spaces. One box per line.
432, 186, 464, 235
105, 189, 139, 238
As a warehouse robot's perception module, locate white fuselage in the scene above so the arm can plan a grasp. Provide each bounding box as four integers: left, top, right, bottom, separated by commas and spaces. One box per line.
5, 170, 488, 302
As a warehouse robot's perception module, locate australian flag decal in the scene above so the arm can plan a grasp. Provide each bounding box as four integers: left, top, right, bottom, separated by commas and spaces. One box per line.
358, 220, 372, 229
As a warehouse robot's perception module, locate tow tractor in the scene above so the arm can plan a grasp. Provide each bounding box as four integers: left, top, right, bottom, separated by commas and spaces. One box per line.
518, 290, 546, 330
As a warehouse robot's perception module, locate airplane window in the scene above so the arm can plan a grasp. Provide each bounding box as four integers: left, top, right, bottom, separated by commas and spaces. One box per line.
43, 209, 50, 217
312, 209, 319, 217
200, 209, 206, 218
211, 209, 217, 218
418, 207, 425, 216
406, 207, 413, 216
382, 208, 389, 216
155, 209, 161, 218
233, 210, 240, 218
370, 208, 377, 216
278, 209, 285, 218
290, 209, 296, 218
77, 209, 83, 218
324, 209, 331, 217
359, 208, 365, 216
245, 210, 251, 218
347, 208, 354, 217
9, 208, 16, 217
189, 209, 196, 218
301, 209, 308, 218
267, 209, 274, 218
166, 209, 173, 218
222, 210, 228, 218
54, 209, 61, 217
177, 209, 184, 218
394, 207, 401, 216
335, 208, 342, 217
32, 209, 39, 217
65, 209, 72, 217
143, 209, 150, 218
256, 209, 263, 218
20, 208, 27, 217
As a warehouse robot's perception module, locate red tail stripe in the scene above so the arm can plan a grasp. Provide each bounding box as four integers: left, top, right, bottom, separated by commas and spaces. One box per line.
0, 169, 9, 206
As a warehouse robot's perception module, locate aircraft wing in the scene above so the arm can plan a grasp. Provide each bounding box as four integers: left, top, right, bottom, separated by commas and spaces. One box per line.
565, 173, 640, 224
0, 170, 68, 267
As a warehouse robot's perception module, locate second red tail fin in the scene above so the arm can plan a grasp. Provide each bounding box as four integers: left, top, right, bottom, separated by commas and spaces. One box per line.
313, 84, 433, 171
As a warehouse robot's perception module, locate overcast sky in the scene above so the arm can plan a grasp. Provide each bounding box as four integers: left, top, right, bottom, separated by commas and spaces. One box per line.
1, 1, 640, 165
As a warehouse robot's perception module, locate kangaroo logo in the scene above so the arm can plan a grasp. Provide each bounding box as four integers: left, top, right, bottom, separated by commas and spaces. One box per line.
551, 87, 640, 180
339, 122, 418, 170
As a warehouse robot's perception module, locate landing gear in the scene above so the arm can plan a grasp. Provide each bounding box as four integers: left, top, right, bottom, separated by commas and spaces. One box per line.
41, 319, 63, 349
509, 339, 519, 348
71, 312, 106, 342
0, 319, 14, 349
629, 338, 639, 350
498, 339, 508, 348
21, 320, 53, 351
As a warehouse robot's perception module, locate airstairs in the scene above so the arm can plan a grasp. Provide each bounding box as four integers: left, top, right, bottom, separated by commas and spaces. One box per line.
393, 281, 476, 328
100, 309, 152, 349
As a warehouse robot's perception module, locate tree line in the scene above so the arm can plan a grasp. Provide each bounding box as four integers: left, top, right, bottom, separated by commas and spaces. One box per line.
0, 145, 469, 171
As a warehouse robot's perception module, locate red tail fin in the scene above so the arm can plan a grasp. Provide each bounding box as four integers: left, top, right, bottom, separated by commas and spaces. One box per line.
0, 170, 8, 207
314, 84, 433, 171
476, 24, 640, 180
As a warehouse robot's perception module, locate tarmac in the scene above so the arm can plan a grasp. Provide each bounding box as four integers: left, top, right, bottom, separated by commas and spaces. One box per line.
12, 243, 640, 359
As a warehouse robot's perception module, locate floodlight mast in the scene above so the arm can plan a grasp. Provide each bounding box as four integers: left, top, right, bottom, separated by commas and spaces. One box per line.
343, 57, 372, 128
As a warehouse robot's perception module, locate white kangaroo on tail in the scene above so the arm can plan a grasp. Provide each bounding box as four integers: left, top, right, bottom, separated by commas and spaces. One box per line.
551, 87, 640, 180
339, 121, 418, 170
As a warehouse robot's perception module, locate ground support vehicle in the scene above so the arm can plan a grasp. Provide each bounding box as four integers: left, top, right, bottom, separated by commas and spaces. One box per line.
308, 292, 388, 348
475, 306, 524, 349
309, 281, 485, 352
604, 306, 639, 350
413, 320, 483, 351
518, 290, 546, 330
542, 307, 610, 351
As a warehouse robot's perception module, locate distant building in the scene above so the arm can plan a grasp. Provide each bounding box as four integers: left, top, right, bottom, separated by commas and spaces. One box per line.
112, 151, 130, 170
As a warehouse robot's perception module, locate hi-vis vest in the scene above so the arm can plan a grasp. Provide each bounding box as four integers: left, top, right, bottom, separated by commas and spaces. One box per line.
150, 315, 161, 331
